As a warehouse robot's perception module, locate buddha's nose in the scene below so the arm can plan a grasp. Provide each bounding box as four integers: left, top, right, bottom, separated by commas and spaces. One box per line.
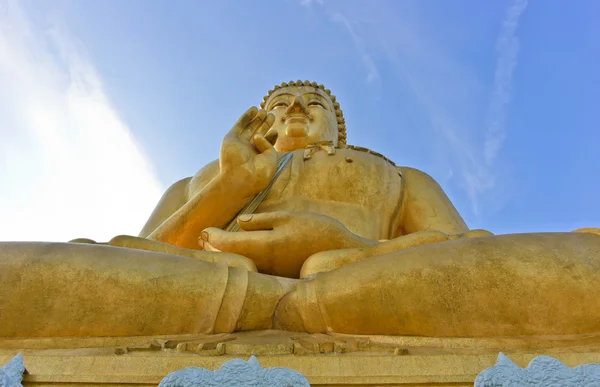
285, 96, 309, 116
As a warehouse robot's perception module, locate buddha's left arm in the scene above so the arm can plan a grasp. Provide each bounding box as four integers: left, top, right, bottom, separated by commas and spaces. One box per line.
396, 167, 469, 236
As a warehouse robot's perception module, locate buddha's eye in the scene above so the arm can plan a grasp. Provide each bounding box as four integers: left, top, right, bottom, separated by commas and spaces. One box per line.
271, 101, 289, 109
308, 101, 326, 109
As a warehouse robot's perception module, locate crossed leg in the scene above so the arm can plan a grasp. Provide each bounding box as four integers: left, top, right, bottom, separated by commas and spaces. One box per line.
275, 232, 600, 337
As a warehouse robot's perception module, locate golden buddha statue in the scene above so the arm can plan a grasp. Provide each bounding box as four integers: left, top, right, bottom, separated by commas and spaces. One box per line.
1, 80, 599, 340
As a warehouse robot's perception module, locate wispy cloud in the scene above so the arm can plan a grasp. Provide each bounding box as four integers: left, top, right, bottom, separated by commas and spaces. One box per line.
485, 0, 528, 166
300, 0, 324, 6
0, 1, 164, 242
330, 12, 382, 86
301, 0, 380, 86
300, 1, 527, 219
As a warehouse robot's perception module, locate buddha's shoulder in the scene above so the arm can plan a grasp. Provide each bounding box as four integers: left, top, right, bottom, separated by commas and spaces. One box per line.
338, 147, 439, 183
341, 145, 402, 176
394, 166, 443, 187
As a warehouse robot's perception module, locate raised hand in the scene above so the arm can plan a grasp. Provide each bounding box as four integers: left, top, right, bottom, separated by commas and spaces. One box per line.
218, 107, 278, 198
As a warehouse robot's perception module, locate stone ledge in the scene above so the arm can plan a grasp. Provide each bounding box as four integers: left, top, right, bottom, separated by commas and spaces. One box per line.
2, 351, 600, 386
3, 331, 600, 386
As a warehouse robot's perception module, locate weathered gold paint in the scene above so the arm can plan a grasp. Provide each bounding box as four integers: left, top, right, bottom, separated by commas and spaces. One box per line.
1, 81, 599, 345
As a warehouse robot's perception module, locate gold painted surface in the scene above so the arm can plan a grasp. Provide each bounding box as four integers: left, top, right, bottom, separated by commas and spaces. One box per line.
1, 80, 600, 345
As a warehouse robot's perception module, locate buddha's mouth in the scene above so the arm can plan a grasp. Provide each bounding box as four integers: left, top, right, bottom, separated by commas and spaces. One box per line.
284, 114, 308, 125
284, 115, 309, 137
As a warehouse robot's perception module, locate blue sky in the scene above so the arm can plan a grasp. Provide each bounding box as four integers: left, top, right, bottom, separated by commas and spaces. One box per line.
1, 0, 598, 241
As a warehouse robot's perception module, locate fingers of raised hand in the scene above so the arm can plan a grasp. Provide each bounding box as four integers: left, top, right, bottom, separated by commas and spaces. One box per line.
233, 106, 259, 134
252, 133, 275, 153
257, 113, 275, 136
241, 109, 268, 139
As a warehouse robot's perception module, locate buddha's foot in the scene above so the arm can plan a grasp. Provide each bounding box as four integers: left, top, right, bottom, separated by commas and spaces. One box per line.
272, 290, 306, 332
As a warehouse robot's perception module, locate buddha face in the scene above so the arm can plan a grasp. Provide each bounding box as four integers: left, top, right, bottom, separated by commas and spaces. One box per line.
264, 86, 339, 152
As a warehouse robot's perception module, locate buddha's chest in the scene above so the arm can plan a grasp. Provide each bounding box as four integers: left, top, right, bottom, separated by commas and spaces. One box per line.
258, 148, 403, 238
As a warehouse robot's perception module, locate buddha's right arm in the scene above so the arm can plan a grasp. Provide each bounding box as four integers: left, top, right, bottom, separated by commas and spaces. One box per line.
140, 161, 254, 249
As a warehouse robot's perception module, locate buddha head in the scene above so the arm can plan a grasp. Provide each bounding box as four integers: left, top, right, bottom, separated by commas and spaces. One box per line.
261, 80, 347, 152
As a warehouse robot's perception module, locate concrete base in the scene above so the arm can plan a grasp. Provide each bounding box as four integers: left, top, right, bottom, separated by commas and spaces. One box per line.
2, 330, 600, 386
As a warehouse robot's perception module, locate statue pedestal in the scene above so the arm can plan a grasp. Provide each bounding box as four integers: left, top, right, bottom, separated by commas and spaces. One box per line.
2, 330, 600, 386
